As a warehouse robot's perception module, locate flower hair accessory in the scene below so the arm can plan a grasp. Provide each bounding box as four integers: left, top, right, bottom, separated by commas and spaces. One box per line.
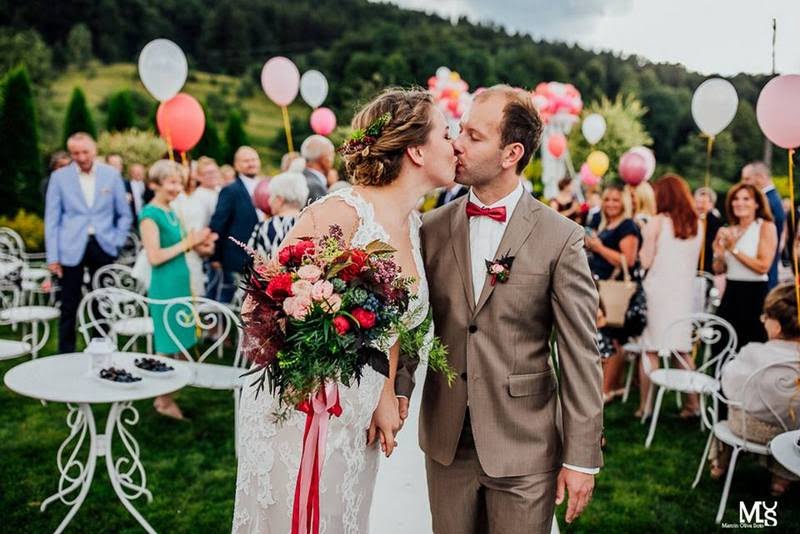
338, 112, 392, 156
485, 251, 515, 286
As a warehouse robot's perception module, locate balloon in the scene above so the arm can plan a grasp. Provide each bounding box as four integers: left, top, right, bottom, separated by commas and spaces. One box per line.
629, 146, 656, 181
691, 78, 738, 136
261, 57, 300, 107
756, 75, 800, 149
547, 133, 567, 159
310, 107, 337, 136
156, 93, 205, 152
580, 163, 601, 186
587, 150, 609, 177
300, 70, 328, 108
138, 39, 188, 102
581, 114, 606, 145
619, 151, 648, 186
253, 180, 271, 216
436, 66, 451, 80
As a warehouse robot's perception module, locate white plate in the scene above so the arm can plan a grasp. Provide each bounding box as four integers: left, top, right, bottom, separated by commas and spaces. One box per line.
133, 365, 176, 379
91, 373, 143, 389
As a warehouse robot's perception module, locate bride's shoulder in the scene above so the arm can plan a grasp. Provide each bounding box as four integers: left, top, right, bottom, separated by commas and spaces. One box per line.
291, 192, 360, 241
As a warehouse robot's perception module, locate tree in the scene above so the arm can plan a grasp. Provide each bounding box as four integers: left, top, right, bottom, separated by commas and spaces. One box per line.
192, 108, 224, 162
0, 29, 53, 84
0, 67, 42, 215
66, 23, 93, 68
640, 86, 691, 163
224, 110, 249, 164
105, 90, 135, 132
62, 87, 97, 146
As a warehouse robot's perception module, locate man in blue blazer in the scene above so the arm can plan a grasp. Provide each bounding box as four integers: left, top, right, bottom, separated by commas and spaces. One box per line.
209, 146, 262, 302
45, 132, 133, 352
742, 162, 785, 289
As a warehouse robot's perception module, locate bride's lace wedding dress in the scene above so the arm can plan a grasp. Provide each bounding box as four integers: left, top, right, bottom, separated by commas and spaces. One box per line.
232, 188, 430, 534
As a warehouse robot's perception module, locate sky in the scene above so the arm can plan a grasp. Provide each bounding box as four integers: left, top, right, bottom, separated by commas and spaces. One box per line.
378, 0, 800, 76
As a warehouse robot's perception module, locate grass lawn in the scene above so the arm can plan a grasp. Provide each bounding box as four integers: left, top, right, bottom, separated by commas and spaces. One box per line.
1, 324, 798, 532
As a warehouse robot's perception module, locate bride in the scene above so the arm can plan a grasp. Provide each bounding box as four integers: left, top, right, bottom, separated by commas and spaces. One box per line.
232, 88, 457, 533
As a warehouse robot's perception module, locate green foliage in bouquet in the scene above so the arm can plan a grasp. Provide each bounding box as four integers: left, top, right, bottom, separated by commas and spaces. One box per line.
398, 311, 456, 386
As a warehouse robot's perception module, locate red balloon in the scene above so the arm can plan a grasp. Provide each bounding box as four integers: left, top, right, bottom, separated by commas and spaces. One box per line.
253, 179, 271, 216
156, 93, 205, 152
619, 151, 648, 185
547, 133, 567, 158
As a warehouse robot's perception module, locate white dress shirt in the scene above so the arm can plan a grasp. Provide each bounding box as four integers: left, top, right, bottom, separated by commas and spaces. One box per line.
78, 165, 96, 234
468, 183, 599, 476
239, 174, 265, 221
130, 179, 145, 215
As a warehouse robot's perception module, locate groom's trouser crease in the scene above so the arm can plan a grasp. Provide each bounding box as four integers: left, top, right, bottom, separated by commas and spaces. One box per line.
426, 411, 558, 534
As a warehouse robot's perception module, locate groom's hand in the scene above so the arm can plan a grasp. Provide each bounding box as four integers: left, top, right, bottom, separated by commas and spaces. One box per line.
555, 467, 594, 524
397, 397, 409, 428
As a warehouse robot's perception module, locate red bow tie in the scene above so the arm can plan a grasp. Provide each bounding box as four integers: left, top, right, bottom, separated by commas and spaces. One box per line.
466, 201, 507, 223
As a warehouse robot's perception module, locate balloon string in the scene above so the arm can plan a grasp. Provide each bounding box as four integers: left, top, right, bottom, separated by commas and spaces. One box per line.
698, 135, 715, 272
282, 106, 294, 152
789, 148, 799, 326
181, 151, 188, 166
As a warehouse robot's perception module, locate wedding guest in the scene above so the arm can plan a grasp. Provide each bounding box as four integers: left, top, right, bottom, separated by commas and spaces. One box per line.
708, 283, 800, 495
209, 146, 262, 302
586, 187, 602, 229
300, 134, 334, 203
632, 182, 657, 227
695, 187, 722, 273
636, 175, 703, 418
140, 160, 215, 419
280, 151, 301, 172
40, 150, 72, 198
220, 164, 236, 186
247, 169, 308, 258
585, 183, 640, 402
742, 162, 784, 288
434, 182, 468, 208
45, 132, 133, 353
172, 156, 221, 296
549, 176, 580, 221
712, 183, 777, 349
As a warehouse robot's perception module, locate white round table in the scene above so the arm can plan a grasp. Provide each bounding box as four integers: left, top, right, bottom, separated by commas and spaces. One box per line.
769, 430, 800, 477
4, 352, 191, 534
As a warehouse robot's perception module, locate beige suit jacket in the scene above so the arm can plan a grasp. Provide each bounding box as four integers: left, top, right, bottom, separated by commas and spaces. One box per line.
397, 193, 603, 477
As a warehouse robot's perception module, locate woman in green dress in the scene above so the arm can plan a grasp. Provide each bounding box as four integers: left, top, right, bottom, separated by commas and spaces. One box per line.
140, 160, 216, 418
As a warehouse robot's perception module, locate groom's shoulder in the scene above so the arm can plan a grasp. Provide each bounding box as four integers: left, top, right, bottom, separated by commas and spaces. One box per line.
421, 200, 459, 230
532, 198, 582, 237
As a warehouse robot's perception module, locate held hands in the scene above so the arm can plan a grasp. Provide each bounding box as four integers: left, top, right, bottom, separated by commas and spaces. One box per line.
367, 387, 401, 458
185, 228, 211, 250
555, 467, 595, 524
193, 230, 219, 257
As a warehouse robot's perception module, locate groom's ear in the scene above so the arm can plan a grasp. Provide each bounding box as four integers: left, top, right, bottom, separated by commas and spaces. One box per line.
501, 142, 525, 171
406, 145, 425, 167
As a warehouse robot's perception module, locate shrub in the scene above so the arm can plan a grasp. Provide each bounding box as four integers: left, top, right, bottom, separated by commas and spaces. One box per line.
97, 128, 167, 166
0, 209, 45, 252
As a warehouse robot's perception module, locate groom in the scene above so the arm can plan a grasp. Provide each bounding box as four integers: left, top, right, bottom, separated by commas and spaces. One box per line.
396, 86, 603, 533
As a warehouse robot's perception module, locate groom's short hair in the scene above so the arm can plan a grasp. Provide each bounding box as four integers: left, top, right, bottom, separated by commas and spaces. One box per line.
474, 85, 543, 173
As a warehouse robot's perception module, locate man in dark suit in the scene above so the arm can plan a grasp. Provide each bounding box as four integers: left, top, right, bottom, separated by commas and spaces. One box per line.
300, 135, 332, 204
209, 146, 262, 302
742, 162, 785, 288
434, 183, 468, 208
694, 187, 723, 274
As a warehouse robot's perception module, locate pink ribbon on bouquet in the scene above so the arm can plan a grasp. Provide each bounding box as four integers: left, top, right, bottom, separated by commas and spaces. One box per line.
291, 382, 343, 534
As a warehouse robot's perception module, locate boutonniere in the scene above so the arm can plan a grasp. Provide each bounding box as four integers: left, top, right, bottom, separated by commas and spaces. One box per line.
485, 251, 515, 286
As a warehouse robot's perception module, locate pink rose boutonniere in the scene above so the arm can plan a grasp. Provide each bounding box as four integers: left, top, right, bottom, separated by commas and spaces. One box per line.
485, 251, 515, 286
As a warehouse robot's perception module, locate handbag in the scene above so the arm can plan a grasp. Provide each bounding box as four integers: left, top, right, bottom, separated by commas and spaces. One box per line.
597, 255, 638, 328
130, 249, 151, 289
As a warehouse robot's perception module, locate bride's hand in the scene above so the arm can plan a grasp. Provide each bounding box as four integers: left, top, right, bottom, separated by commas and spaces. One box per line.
367, 388, 401, 457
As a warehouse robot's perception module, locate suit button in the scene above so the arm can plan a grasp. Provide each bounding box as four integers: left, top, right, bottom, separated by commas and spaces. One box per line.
468, 325, 477, 333
460, 372, 468, 380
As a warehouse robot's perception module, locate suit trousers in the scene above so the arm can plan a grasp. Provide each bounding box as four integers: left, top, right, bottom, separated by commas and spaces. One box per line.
426, 411, 558, 534
58, 237, 115, 353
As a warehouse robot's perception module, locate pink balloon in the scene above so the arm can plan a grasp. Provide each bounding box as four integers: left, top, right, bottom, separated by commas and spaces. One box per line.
310, 107, 337, 136
253, 180, 271, 216
619, 151, 648, 186
261, 57, 300, 107
629, 146, 656, 181
756, 74, 800, 149
547, 133, 567, 158
580, 163, 601, 186
156, 93, 205, 152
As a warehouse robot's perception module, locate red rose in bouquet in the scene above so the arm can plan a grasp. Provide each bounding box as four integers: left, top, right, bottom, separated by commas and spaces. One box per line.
266, 272, 294, 300
338, 250, 369, 282
351, 308, 377, 329
332, 316, 350, 335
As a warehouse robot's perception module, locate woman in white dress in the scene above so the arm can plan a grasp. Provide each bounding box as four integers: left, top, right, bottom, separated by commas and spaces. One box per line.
232, 88, 457, 533
636, 174, 702, 418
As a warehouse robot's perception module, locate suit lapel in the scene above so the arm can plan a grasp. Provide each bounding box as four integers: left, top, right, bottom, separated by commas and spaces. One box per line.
449, 197, 475, 312
473, 193, 541, 318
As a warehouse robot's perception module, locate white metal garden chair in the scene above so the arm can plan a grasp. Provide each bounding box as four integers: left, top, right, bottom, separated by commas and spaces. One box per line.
0, 227, 56, 306
89, 266, 154, 353
0, 257, 56, 359
116, 231, 143, 267
643, 313, 737, 448
691, 358, 800, 523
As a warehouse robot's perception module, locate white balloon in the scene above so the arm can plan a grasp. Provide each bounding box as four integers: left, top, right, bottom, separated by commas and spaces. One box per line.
581, 113, 606, 145
436, 66, 451, 80
138, 39, 188, 102
629, 146, 656, 181
691, 78, 738, 136
300, 70, 328, 109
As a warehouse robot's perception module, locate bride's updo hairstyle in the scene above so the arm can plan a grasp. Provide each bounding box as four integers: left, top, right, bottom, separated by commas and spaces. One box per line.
341, 88, 435, 187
